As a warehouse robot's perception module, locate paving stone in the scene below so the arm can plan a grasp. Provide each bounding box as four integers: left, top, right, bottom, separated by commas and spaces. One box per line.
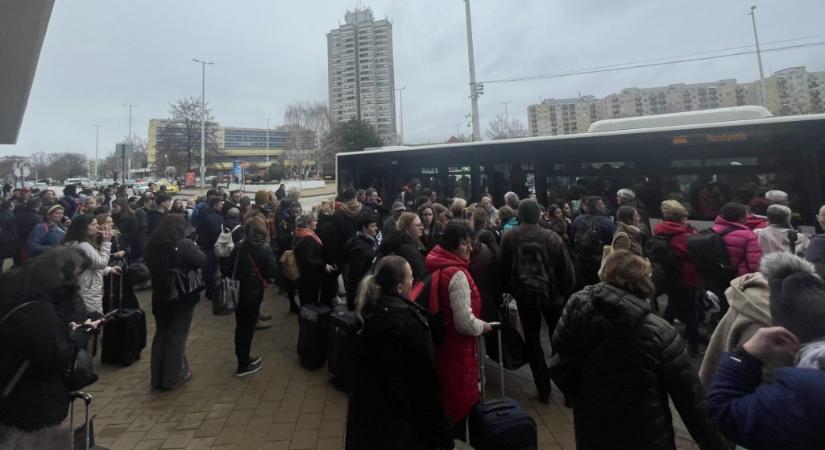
176, 412, 208, 430
213, 425, 246, 446
161, 429, 195, 448
289, 429, 318, 449
192, 418, 226, 438
111, 431, 149, 449
183, 436, 215, 450
267, 421, 297, 442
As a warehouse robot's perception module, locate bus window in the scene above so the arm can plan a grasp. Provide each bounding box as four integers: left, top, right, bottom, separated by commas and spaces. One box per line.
448, 166, 471, 200
491, 163, 534, 205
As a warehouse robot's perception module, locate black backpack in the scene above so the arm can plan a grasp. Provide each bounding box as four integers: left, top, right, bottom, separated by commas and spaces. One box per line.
574, 216, 604, 257
646, 235, 679, 295
687, 228, 737, 287
512, 231, 553, 297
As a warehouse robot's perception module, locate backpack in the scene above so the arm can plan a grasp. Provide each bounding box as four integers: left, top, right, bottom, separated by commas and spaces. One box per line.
214, 225, 240, 258
410, 271, 445, 345
512, 232, 553, 297
646, 235, 679, 295
279, 236, 305, 281
687, 227, 737, 287
574, 216, 605, 257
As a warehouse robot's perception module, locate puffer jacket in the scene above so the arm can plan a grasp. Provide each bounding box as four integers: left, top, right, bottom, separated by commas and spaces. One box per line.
712, 216, 763, 276
754, 225, 810, 257
72, 241, 112, 314
653, 220, 701, 288
377, 231, 426, 281
699, 272, 772, 388
551, 283, 726, 450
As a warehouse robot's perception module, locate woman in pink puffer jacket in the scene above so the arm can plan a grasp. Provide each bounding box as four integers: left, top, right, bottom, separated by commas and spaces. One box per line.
712, 203, 763, 276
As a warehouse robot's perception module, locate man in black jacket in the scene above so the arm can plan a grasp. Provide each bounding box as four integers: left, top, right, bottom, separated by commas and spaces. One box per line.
500, 199, 575, 403
222, 190, 243, 218
146, 194, 171, 237
343, 214, 379, 309
196, 196, 224, 299
334, 187, 365, 275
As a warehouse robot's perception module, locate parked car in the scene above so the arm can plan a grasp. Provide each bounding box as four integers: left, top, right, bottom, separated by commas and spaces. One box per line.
156, 179, 179, 193
133, 182, 151, 195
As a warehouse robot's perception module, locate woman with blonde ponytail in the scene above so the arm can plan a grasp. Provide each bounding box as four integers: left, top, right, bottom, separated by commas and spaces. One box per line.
346, 255, 454, 450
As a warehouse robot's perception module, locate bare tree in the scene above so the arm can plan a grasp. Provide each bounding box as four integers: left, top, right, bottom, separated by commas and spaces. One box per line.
283, 101, 330, 177
486, 114, 527, 140
156, 97, 219, 174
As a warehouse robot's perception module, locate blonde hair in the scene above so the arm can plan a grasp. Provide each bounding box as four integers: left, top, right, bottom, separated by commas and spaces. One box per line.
600, 250, 655, 299
355, 256, 409, 324
397, 212, 424, 248
318, 200, 335, 216
660, 200, 688, 222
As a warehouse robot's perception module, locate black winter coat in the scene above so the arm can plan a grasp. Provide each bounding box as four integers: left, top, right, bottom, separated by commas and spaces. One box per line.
293, 236, 325, 293
147, 238, 206, 315
113, 214, 140, 253
377, 232, 426, 281
345, 294, 453, 450
333, 204, 364, 265
343, 233, 377, 294
0, 300, 89, 431
145, 209, 165, 237
195, 208, 224, 249
14, 206, 41, 245
551, 283, 726, 450
316, 214, 338, 265
224, 241, 277, 310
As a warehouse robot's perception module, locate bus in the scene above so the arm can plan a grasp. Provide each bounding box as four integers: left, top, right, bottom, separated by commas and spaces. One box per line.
336, 109, 825, 230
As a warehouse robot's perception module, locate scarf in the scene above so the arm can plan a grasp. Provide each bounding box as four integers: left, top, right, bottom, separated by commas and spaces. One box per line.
295, 227, 322, 245
341, 200, 363, 218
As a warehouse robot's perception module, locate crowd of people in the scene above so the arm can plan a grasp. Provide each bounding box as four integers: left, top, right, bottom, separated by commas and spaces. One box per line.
1, 177, 824, 449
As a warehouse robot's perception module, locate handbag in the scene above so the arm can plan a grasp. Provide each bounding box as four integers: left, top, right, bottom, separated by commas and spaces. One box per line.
213, 247, 241, 315
66, 344, 98, 390
280, 250, 300, 281
167, 245, 206, 303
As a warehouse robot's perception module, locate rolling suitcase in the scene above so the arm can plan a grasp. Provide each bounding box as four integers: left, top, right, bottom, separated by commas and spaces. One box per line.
327, 308, 358, 389
485, 295, 527, 370
101, 266, 147, 366
469, 323, 538, 450
70, 391, 108, 450
297, 303, 332, 370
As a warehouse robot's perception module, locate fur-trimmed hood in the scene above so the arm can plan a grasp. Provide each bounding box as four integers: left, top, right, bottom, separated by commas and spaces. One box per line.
761, 252, 825, 343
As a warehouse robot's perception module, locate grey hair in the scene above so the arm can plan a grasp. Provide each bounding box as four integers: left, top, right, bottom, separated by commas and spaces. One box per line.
617, 188, 636, 201
819, 205, 825, 221
760, 251, 817, 281
504, 191, 520, 209
765, 190, 789, 205
766, 204, 792, 227
295, 212, 316, 228
286, 186, 301, 200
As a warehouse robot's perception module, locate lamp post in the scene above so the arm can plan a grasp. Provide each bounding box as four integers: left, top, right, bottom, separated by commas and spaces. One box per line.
193, 58, 214, 188
501, 101, 511, 122
92, 124, 102, 179
749, 6, 767, 107
462, 0, 481, 141
396, 86, 406, 144
122, 104, 137, 182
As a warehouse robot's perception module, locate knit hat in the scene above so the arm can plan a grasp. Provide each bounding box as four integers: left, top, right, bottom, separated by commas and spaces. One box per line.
518, 199, 540, 225
761, 252, 825, 343
47, 205, 64, 215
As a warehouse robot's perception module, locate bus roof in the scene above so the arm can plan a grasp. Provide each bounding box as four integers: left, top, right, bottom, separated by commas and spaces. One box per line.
337, 112, 825, 158
587, 106, 773, 132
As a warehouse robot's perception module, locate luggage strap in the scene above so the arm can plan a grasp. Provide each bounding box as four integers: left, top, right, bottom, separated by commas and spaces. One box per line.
0, 301, 39, 397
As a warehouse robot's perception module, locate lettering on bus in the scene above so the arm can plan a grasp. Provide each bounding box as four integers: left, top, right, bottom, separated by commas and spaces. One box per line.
705, 132, 748, 143
672, 135, 688, 145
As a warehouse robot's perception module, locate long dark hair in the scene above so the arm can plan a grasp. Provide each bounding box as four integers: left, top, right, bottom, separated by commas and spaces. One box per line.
145, 214, 187, 274
112, 198, 134, 217
63, 214, 98, 248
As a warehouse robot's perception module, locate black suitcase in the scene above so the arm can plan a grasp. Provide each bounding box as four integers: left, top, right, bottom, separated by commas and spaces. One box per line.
327, 308, 358, 389
70, 391, 108, 450
486, 295, 527, 370
469, 324, 538, 450
297, 303, 332, 370
101, 268, 147, 366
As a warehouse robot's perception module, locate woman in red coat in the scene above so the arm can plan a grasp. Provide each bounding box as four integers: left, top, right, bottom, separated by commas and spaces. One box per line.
424, 221, 493, 439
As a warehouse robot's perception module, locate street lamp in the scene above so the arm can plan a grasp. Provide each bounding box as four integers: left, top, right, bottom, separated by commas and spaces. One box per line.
92, 124, 102, 179
501, 101, 511, 122
193, 58, 214, 188
396, 86, 406, 145
462, 0, 481, 141
749, 5, 767, 107
122, 104, 137, 182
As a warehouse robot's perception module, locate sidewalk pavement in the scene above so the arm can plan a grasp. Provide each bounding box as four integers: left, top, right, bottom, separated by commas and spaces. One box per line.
77, 286, 701, 450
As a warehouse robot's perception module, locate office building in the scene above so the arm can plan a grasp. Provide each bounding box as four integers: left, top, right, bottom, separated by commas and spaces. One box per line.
327, 7, 397, 143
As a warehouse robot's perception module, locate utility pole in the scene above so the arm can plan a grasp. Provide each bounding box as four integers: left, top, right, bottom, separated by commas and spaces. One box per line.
193, 58, 214, 188
462, 0, 481, 141
749, 6, 767, 107
122, 104, 137, 182
92, 124, 102, 179
265, 118, 271, 163
396, 86, 406, 145
501, 101, 511, 122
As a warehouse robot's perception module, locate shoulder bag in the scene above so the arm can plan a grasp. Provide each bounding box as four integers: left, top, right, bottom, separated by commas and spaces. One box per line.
213, 247, 241, 315
167, 244, 206, 303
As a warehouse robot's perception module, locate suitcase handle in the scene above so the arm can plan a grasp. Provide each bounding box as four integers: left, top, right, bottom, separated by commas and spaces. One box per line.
70, 391, 92, 450
478, 322, 506, 401
481, 403, 516, 414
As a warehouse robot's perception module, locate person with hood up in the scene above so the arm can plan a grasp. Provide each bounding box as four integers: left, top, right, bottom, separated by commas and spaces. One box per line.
425, 221, 493, 439
612, 205, 646, 257
0, 247, 99, 443
343, 214, 379, 310
707, 252, 825, 450
377, 212, 427, 281
333, 187, 365, 270
754, 204, 809, 257
712, 202, 763, 277
551, 250, 727, 450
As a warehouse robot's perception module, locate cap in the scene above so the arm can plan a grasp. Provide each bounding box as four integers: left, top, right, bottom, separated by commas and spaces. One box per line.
392, 201, 406, 211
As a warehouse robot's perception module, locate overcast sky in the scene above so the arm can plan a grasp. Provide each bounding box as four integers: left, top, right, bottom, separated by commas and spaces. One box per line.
3, 0, 825, 160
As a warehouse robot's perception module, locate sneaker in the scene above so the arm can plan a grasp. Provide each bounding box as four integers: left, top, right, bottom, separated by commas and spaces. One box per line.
254, 319, 272, 330
236, 357, 263, 377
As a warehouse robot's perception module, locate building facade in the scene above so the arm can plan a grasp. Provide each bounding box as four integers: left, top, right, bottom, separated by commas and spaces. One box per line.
528, 66, 825, 137
327, 8, 397, 144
